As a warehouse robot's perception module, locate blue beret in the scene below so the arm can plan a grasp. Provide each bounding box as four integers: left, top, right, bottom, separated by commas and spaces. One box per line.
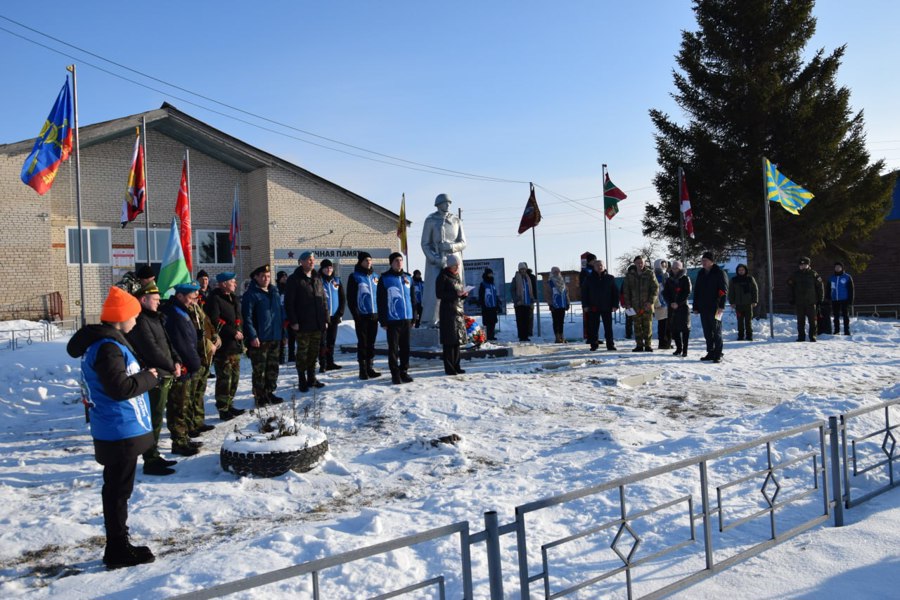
173, 281, 201, 295
216, 271, 236, 283
299, 251, 314, 261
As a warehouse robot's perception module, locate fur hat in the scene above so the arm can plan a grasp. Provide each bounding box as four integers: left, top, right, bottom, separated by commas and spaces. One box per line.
101, 286, 142, 322
446, 255, 460, 267
136, 264, 155, 280
701, 251, 715, 262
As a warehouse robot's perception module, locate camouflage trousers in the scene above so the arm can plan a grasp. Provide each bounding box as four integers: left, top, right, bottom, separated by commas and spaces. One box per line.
214, 354, 241, 412
188, 364, 211, 430
295, 330, 322, 372
633, 312, 653, 348
247, 341, 281, 403
167, 374, 194, 446
142, 376, 173, 463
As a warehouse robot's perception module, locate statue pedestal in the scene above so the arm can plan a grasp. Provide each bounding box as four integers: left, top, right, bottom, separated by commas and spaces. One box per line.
410, 327, 441, 349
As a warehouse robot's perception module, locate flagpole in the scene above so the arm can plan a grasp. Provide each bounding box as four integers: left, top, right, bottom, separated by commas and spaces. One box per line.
763, 157, 775, 339
141, 116, 151, 265
678, 166, 686, 264
184, 148, 192, 275
532, 221, 541, 337
235, 183, 242, 282
66, 65, 86, 328
601, 164, 609, 267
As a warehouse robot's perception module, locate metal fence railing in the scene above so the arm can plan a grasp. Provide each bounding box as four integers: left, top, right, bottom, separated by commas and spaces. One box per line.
0, 318, 79, 351
158, 401, 900, 599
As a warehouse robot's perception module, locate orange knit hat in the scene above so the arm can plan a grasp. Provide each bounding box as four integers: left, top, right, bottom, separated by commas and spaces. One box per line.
100, 286, 141, 323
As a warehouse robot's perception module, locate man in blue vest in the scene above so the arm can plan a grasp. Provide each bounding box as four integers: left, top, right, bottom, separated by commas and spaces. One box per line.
347, 252, 382, 380
377, 252, 415, 385
318, 259, 346, 372
830, 262, 855, 335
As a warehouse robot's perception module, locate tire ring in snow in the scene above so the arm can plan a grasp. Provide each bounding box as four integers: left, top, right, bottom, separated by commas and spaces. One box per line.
220, 439, 329, 478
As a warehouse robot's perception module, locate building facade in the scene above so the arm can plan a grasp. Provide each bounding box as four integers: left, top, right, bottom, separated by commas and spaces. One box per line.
0, 104, 403, 321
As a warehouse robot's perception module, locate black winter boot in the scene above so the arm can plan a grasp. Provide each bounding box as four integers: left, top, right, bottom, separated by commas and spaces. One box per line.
399, 370, 413, 383
308, 369, 325, 388
366, 360, 382, 378
297, 370, 309, 392
359, 361, 369, 380
391, 370, 402, 385
103, 536, 155, 569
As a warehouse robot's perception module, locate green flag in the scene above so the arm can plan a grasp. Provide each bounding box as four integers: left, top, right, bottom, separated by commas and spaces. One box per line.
156, 217, 191, 296
603, 173, 627, 220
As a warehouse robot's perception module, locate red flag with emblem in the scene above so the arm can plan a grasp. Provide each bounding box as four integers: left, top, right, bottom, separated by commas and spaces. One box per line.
175, 158, 192, 274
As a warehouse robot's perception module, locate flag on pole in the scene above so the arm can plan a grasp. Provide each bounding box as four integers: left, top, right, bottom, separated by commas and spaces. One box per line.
679, 168, 695, 238
21, 78, 74, 195
397, 193, 408, 256
765, 158, 814, 215
603, 173, 627, 219
156, 218, 192, 296
517, 183, 542, 234
229, 185, 240, 257
121, 129, 146, 227
174, 158, 192, 273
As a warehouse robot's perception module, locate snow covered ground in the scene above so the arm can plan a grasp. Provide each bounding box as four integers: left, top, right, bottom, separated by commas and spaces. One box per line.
0, 309, 898, 599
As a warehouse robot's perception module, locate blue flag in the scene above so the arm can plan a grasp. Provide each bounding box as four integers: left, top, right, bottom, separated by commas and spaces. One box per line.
21, 79, 74, 195
765, 158, 814, 215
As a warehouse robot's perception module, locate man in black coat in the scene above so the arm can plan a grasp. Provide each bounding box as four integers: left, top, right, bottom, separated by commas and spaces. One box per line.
581, 259, 619, 351
205, 272, 247, 420
692, 251, 729, 363
161, 282, 204, 456
285, 251, 329, 392
125, 283, 182, 476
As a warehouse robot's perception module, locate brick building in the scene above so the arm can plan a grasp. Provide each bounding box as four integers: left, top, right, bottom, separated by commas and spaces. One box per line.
0, 104, 402, 321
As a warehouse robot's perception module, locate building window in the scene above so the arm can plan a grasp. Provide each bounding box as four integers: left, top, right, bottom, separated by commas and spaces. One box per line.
197, 230, 233, 265
134, 229, 170, 263
66, 227, 111, 265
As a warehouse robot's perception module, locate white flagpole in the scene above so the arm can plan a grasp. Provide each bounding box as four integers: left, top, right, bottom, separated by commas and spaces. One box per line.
142, 116, 151, 264
66, 65, 86, 328
763, 157, 775, 339
678, 166, 686, 264
602, 164, 610, 267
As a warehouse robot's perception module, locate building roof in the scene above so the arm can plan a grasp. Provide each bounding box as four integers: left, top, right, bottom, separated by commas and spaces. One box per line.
1, 103, 403, 222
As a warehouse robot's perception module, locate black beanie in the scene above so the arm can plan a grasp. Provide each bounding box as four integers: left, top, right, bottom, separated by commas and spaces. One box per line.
357, 251, 372, 263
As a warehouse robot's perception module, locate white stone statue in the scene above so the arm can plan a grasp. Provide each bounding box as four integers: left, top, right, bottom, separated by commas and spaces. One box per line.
420, 193, 467, 327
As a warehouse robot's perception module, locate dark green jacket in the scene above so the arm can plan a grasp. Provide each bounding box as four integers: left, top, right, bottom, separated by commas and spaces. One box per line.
728, 266, 759, 306
787, 268, 824, 306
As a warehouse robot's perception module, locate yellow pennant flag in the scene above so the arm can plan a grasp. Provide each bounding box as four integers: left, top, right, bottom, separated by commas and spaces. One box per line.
397, 193, 408, 256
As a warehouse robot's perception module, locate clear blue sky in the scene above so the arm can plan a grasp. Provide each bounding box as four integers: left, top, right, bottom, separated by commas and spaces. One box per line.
1, 1, 897, 275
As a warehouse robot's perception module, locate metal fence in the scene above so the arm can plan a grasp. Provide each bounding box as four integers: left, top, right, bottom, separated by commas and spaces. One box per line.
0, 318, 79, 351
170, 402, 899, 599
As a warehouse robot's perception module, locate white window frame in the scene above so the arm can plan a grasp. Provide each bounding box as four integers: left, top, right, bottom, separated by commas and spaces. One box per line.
134, 229, 171, 264
196, 229, 234, 266
66, 226, 111, 265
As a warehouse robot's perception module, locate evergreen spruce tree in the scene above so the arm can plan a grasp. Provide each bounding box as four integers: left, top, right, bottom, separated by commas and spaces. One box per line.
646, 0, 892, 310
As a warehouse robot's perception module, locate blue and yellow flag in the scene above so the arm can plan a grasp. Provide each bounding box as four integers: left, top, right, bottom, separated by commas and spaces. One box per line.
21, 79, 74, 195
765, 158, 814, 215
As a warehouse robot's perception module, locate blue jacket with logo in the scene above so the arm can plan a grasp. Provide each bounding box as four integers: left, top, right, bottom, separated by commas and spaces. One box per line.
377, 269, 414, 325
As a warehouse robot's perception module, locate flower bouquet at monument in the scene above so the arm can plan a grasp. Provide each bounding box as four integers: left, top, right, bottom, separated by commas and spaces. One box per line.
465, 316, 486, 348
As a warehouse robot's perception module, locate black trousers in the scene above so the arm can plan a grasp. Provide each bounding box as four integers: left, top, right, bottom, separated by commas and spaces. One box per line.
102, 456, 138, 539
734, 304, 753, 339
550, 308, 566, 337
354, 316, 378, 362
442, 343, 461, 375
833, 300, 851, 334
285, 326, 297, 362
586, 310, 615, 348
482, 307, 498, 340
319, 318, 340, 367
413, 304, 423, 328
386, 320, 411, 373
796, 304, 818, 339
515, 305, 533, 340
699, 311, 723, 357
